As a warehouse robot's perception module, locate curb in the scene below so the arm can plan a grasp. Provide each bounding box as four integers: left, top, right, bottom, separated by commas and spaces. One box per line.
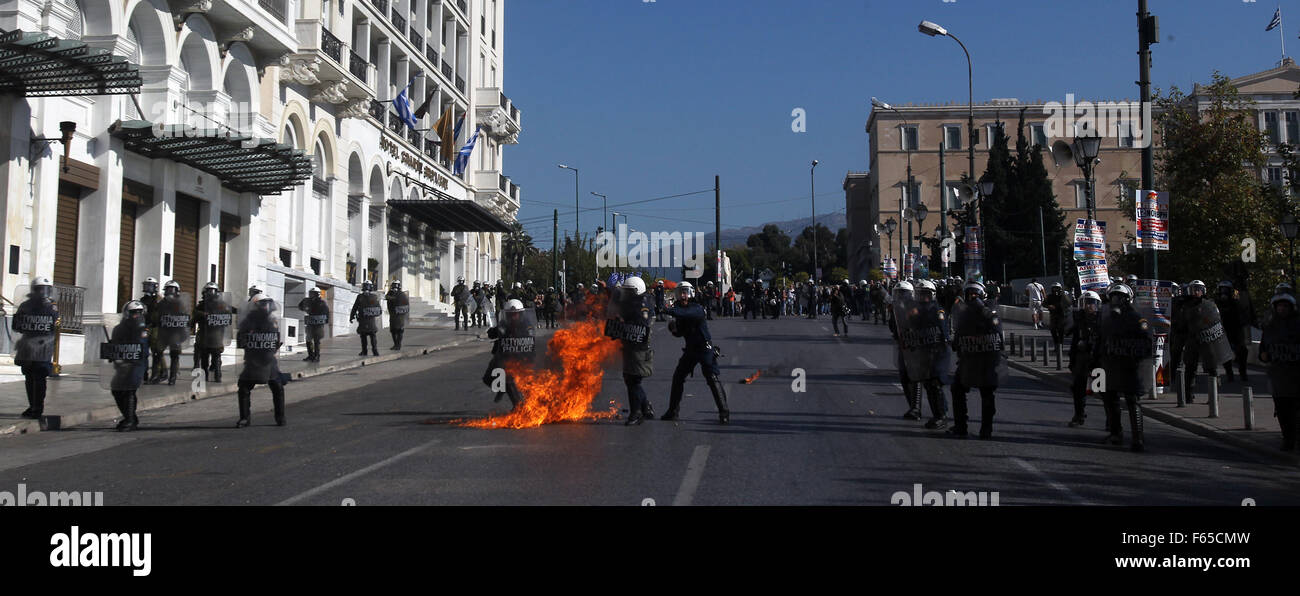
0, 335, 484, 437
1007, 359, 1298, 464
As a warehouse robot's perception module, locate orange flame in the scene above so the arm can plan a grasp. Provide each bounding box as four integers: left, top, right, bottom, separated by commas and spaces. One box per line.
741, 370, 762, 384
463, 292, 621, 429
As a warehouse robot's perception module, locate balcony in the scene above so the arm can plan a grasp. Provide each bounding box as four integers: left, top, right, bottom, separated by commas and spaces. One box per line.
200, 1, 297, 57
370, 0, 389, 15
457, 0, 468, 14
455, 74, 465, 94
386, 111, 404, 136
320, 26, 343, 63
284, 21, 374, 112
368, 98, 385, 121
474, 87, 521, 144
408, 30, 423, 51
424, 45, 439, 66
348, 49, 369, 83
390, 10, 406, 36
441, 59, 452, 80
475, 170, 520, 207
406, 126, 422, 148
258, 0, 285, 22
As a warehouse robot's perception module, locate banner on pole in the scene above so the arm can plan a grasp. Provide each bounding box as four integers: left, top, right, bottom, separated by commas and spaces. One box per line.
1135, 278, 1174, 332
1135, 190, 1169, 251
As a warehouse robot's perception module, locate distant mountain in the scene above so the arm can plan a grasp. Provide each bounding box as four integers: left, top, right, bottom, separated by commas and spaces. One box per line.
704, 212, 847, 250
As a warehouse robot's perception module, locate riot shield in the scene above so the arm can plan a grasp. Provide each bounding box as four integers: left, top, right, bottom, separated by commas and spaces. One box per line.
387, 291, 410, 330
353, 291, 383, 334
98, 313, 150, 390
1189, 299, 1235, 368
299, 295, 330, 341
1098, 306, 1155, 394
604, 288, 651, 345
897, 300, 953, 384
197, 292, 234, 351
1048, 293, 1074, 333
493, 308, 538, 363
155, 292, 193, 350
237, 297, 282, 383
10, 286, 58, 364
950, 299, 1007, 388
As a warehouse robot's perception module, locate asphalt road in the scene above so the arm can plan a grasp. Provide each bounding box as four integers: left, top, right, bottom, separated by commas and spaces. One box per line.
2, 313, 1297, 506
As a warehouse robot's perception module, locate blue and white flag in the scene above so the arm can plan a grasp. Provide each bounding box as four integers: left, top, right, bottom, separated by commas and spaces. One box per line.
1267, 7, 1282, 31
394, 78, 419, 130
453, 127, 480, 176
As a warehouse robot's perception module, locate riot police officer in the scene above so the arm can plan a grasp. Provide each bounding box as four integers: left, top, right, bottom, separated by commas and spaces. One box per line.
1176, 280, 1233, 403
1045, 282, 1073, 347
235, 294, 286, 427
149, 280, 191, 386
350, 280, 382, 356
192, 282, 234, 382
664, 282, 729, 424
610, 277, 656, 425
1097, 284, 1154, 451
103, 301, 149, 431
653, 280, 667, 322
138, 277, 160, 383
484, 299, 535, 410
897, 280, 951, 429
248, 284, 263, 300
949, 281, 1005, 439
386, 280, 409, 349
542, 287, 558, 329
12, 277, 58, 419
297, 287, 329, 362
870, 282, 887, 324
1259, 292, 1300, 451
887, 281, 920, 419
451, 276, 470, 330
1067, 291, 1102, 427
1215, 280, 1249, 382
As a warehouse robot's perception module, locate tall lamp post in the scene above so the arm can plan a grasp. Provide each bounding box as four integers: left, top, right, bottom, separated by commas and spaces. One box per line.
591, 191, 607, 279
883, 217, 898, 278
1072, 135, 1102, 222
919, 20, 976, 191
1282, 214, 1299, 288
558, 164, 579, 243
810, 160, 819, 281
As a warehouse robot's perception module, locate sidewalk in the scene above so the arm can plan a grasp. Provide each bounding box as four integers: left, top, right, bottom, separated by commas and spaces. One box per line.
0, 317, 491, 437
998, 316, 1297, 463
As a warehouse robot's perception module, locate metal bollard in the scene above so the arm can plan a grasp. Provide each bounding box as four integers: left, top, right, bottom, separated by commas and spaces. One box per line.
1244, 386, 1255, 430
1040, 339, 1048, 367
1009, 333, 1017, 356
1055, 343, 1062, 371
1175, 368, 1186, 407
1208, 376, 1220, 418
1019, 334, 1026, 358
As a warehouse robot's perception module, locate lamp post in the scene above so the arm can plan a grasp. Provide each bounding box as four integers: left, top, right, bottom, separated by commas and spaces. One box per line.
1282, 214, 1299, 288
558, 164, 579, 242
591, 191, 607, 278
811, 159, 819, 281
919, 20, 976, 191
1072, 135, 1102, 222
884, 217, 898, 278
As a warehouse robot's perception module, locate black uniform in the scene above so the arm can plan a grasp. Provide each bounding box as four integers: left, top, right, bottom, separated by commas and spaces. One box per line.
653, 285, 667, 321
611, 290, 655, 424
831, 290, 848, 335
105, 311, 150, 430
192, 295, 234, 381
484, 310, 535, 409
350, 290, 382, 356
1067, 307, 1101, 426
1097, 302, 1154, 451
896, 297, 952, 428
950, 298, 1005, 439
297, 294, 330, 362
149, 293, 191, 385
542, 289, 558, 328
451, 282, 470, 330
139, 292, 160, 383
870, 286, 887, 324
386, 289, 409, 349
12, 293, 58, 418
1259, 303, 1300, 450
236, 303, 286, 427
1215, 289, 1249, 382
664, 301, 729, 423
1045, 290, 1073, 346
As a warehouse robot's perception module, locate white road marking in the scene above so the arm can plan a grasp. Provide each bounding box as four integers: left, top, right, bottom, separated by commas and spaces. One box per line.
893, 383, 904, 391
672, 445, 711, 506
1010, 457, 1091, 505
857, 356, 878, 369
276, 440, 440, 506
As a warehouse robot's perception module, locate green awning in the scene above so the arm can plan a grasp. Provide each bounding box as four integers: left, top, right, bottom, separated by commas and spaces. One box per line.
109, 120, 313, 195
387, 198, 512, 233
0, 28, 142, 96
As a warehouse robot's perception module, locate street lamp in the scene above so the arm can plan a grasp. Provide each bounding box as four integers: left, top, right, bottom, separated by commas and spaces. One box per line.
1072, 135, 1102, 222
883, 217, 898, 277
558, 164, 579, 242
811, 159, 819, 281
591, 191, 608, 279
918, 20, 976, 202
1282, 214, 1299, 287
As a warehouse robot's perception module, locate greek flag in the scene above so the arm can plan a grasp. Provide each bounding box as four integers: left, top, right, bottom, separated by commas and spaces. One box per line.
394, 78, 418, 130
1267, 7, 1282, 31
452, 127, 479, 176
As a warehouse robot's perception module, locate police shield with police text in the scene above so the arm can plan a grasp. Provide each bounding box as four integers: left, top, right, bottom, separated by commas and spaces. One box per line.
1259, 293, 1300, 451
1067, 291, 1102, 427
386, 281, 409, 350
949, 281, 1006, 439
99, 301, 150, 431
235, 295, 286, 427
607, 277, 655, 425
483, 299, 536, 410
12, 279, 59, 419
192, 283, 233, 383
350, 280, 382, 357
297, 287, 330, 362
894, 280, 952, 429
149, 281, 191, 386
664, 282, 729, 424
1097, 284, 1153, 452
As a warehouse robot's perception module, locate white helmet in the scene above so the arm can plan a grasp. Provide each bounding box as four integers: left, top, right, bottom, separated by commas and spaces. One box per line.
32, 276, 52, 288
622, 276, 647, 296
915, 279, 936, 292
124, 300, 145, 315
677, 281, 695, 300
1188, 280, 1206, 294
144, 276, 158, 285
964, 280, 986, 297
513, 282, 523, 289
1081, 290, 1101, 303
860, 280, 869, 286
1108, 284, 1133, 299
576, 282, 585, 288
894, 281, 914, 297
504, 299, 525, 312
1272, 293, 1297, 307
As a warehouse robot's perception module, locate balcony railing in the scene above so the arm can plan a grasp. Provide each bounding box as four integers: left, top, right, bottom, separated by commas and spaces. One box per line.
370, 0, 389, 15
391, 10, 406, 35
369, 99, 385, 121
423, 141, 438, 160
258, 0, 286, 22
320, 26, 343, 63
511, 104, 518, 122
499, 174, 508, 192
457, 0, 468, 14
511, 183, 518, 201
441, 60, 452, 80
349, 49, 368, 82
387, 112, 404, 135
409, 30, 423, 51
499, 92, 508, 110
406, 126, 421, 148
424, 45, 439, 65
455, 75, 464, 93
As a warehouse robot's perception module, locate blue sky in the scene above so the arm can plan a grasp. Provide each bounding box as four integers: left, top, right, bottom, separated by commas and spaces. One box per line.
504, 0, 1292, 247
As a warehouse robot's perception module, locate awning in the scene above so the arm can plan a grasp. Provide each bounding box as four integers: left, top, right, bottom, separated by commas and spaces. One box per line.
387, 198, 512, 233
108, 120, 313, 195
0, 28, 142, 96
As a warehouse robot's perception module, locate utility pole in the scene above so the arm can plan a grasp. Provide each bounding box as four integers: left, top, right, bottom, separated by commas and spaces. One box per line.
1038, 206, 1048, 278
552, 209, 558, 289
715, 175, 721, 290
939, 141, 948, 277
1139, 0, 1158, 281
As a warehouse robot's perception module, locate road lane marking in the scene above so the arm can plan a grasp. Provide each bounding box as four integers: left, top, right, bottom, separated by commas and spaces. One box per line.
275, 439, 440, 506
672, 445, 711, 506
893, 383, 903, 391
1010, 457, 1091, 505
857, 357, 878, 369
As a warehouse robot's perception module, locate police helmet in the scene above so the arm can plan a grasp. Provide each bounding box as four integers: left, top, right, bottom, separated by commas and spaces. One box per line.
1108, 283, 1133, 301
163, 280, 181, 296
677, 281, 695, 301
124, 300, 145, 316
504, 299, 525, 313
203, 282, 219, 294
1081, 290, 1101, 304
1272, 293, 1297, 307
309, 287, 323, 296
963, 280, 986, 298
361, 280, 375, 292
248, 284, 262, 298
392, 280, 403, 291
622, 277, 647, 296
1187, 280, 1206, 296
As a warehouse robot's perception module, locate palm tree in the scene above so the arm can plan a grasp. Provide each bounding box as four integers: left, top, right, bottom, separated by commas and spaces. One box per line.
501, 221, 538, 284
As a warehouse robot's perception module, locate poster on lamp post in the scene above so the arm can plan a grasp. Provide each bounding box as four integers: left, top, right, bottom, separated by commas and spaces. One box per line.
963, 226, 983, 281
1135, 190, 1169, 251
1074, 218, 1109, 292
883, 257, 897, 279
903, 252, 915, 279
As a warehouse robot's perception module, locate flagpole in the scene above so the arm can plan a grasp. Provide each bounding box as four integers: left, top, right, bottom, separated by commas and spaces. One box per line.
1282, 6, 1287, 61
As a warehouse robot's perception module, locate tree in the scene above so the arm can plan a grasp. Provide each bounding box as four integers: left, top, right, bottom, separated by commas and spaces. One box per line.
793, 223, 838, 280
1009, 108, 1068, 279
501, 221, 538, 285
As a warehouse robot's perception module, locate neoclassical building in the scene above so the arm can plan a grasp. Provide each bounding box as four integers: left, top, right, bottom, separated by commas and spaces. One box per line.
0, 0, 521, 365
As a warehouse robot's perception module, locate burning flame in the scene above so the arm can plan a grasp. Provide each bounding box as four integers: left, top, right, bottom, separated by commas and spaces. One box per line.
463, 292, 621, 429
741, 370, 762, 384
